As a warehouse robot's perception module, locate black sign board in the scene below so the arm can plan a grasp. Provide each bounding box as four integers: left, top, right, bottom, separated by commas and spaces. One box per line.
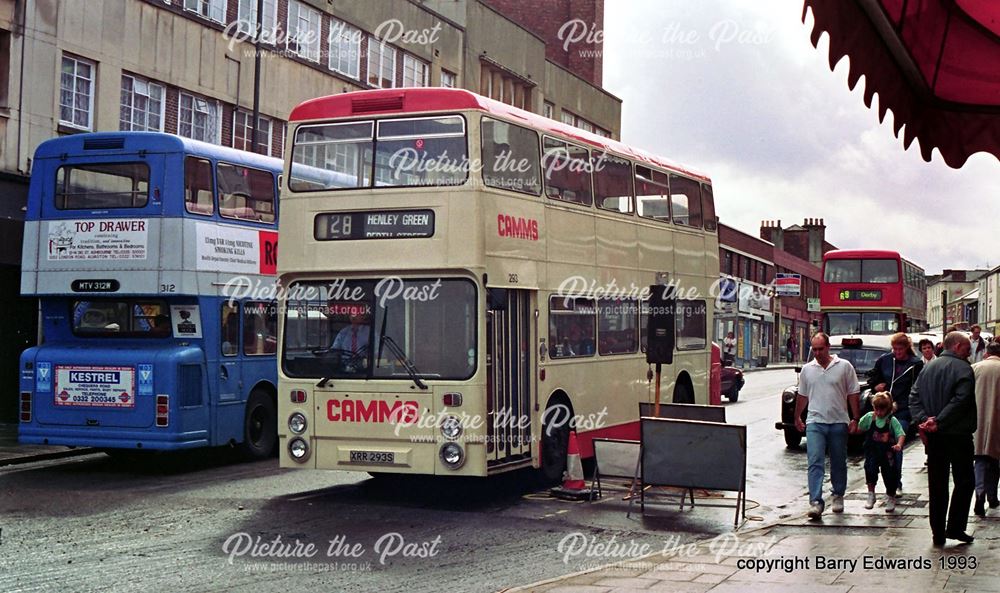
838, 289, 882, 301
314, 210, 434, 241
71, 279, 121, 293
645, 284, 675, 365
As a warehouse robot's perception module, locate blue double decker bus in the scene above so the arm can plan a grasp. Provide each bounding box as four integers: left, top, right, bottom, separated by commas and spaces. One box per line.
18, 132, 282, 458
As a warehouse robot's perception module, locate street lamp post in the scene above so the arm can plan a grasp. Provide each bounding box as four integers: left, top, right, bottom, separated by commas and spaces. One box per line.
250, 0, 264, 154
941, 289, 948, 334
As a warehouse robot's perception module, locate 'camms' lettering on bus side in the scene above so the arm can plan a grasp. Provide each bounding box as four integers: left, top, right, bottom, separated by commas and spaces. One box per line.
497, 214, 538, 241
327, 399, 420, 423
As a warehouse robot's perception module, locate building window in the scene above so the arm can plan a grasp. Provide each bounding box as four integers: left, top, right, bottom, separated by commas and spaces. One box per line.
440, 70, 456, 88
543, 101, 554, 119
236, 0, 277, 40
184, 0, 226, 24
328, 18, 361, 79
594, 127, 611, 138
178, 92, 221, 144
233, 111, 272, 155
560, 110, 576, 126
120, 74, 164, 132
0, 31, 10, 108
577, 118, 594, 133
367, 36, 397, 88
60, 55, 95, 130
402, 54, 429, 87
287, 0, 321, 62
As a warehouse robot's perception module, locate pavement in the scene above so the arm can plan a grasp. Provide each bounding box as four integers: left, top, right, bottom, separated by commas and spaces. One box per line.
506, 443, 1000, 593
0, 422, 92, 466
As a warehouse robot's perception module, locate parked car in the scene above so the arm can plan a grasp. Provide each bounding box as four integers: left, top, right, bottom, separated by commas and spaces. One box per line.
774, 334, 892, 450
720, 362, 744, 402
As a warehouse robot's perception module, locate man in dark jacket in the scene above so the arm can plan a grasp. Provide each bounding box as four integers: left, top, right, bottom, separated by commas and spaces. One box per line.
910, 332, 977, 546
869, 332, 923, 433
868, 332, 922, 490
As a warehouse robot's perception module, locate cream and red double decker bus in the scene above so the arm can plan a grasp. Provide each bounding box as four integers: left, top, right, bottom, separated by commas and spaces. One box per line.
277, 88, 719, 479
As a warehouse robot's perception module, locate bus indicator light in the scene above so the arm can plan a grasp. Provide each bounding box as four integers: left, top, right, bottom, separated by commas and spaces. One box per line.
20, 392, 31, 423
155, 395, 169, 427
442, 392, 462, 407
290, 390, 307, 404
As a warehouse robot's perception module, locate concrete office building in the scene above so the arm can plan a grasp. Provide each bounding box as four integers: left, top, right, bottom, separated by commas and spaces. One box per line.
0, 0, 619, 419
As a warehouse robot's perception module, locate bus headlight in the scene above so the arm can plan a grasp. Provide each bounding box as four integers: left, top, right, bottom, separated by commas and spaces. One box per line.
439, 443, 465, 469
288, 412, 307, 434
288, 437, 310, 462
440, 415, 463, 440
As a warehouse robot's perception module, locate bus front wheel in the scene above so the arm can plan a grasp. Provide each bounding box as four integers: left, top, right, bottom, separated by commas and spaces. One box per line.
539, 405, 570, 485
241, 389, 277, 460
673, 383, 694, 404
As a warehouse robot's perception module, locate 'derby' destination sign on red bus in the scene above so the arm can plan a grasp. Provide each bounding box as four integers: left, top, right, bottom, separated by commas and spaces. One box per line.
839, 289, 883, 301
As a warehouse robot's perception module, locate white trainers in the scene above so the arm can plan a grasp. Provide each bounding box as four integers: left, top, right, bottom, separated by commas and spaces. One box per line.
808, 501, 824, 519
885, 496, 896, 513
865, 492, 876, 509
831, 494, 845, 513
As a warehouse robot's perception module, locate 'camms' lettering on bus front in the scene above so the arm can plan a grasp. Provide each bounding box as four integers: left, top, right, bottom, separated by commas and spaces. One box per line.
327, 399, 420, 423
497, 214, 538, 241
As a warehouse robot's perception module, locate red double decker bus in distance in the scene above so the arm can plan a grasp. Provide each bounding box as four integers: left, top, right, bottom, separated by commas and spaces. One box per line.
820, 249, 927, 335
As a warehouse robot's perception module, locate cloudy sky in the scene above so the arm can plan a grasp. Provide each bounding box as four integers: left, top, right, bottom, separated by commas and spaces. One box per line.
601, 1, 1000, 274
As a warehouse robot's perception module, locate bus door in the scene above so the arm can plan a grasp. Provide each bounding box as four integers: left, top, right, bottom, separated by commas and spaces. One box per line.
218, 302, 243, 406
486, 289, 533, 466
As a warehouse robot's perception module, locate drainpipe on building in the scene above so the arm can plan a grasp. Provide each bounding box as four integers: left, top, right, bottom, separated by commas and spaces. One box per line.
15, 0, 29, 174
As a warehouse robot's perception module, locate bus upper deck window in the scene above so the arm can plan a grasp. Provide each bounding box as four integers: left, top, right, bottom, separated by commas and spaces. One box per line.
669, 174, 702, 228
55, 163, 150, 210
185, 157, 214, 215
542, 137, 593, 207
635, 166, 670, 222
218, 163, 276, 223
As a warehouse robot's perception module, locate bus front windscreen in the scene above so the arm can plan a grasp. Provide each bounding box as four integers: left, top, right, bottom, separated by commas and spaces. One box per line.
825, 312, 900, 335
282, 278, 477, 381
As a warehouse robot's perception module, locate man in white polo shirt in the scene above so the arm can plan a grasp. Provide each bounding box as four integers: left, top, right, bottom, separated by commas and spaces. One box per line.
794, 332, 861, 519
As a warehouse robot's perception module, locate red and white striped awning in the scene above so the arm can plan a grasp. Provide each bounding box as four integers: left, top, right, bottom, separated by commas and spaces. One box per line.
803, 0, 1000, 168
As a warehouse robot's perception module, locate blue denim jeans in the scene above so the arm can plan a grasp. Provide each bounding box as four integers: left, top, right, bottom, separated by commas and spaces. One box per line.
807, 422, 849, 506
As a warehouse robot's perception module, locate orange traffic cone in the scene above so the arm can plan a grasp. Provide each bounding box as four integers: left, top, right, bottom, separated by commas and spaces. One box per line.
550, 431, 592, 501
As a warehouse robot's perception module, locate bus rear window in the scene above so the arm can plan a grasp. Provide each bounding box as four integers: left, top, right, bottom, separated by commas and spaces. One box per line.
72, 300, 171, 337
55, 163, 149, 209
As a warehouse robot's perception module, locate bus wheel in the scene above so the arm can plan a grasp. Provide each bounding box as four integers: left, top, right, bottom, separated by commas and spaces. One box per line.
539, 406, 570, 485
241, 389, 277, 460
784, 429, 802, 449
673, 383, 694, 404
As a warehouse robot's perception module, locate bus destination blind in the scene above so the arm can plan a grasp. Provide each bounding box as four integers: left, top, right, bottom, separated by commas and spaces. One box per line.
315, 210, 434, 241
838, 289, 882, 301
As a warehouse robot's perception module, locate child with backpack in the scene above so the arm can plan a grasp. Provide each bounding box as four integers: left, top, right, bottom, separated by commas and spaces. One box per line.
856, 392, 907, 512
